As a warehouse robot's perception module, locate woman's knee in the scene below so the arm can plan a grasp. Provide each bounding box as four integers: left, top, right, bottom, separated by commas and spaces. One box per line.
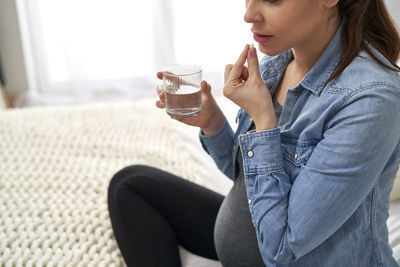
108, 165, 153, 200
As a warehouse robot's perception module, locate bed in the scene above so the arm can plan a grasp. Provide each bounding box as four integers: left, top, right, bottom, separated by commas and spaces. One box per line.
0, 97, 399, 266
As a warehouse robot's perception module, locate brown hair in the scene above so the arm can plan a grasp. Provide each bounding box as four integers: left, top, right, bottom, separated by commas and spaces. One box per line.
327, 0, 400, 83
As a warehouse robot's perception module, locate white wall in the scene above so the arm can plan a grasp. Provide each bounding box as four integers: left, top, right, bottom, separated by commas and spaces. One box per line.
386, 0, 400, 30
0, 0, 28, 97
386, 0, 400, 65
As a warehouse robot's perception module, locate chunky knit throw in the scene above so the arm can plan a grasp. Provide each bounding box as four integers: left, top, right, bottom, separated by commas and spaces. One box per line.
0, 99, 228, 266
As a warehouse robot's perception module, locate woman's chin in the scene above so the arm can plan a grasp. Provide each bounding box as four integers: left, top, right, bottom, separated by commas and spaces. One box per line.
257, 43, 285, 57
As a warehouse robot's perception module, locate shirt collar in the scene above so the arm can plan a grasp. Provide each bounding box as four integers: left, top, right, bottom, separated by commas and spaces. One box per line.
300, 21, 343, 95
260, 19, 344, 95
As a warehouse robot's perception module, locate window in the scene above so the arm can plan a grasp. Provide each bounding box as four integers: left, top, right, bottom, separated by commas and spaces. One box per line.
18, 0, 252, 103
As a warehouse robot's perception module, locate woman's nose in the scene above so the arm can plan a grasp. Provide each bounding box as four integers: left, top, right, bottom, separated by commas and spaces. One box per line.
244, 1, 263, 24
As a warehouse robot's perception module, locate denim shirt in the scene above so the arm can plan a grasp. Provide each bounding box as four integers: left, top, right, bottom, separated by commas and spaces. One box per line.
199, 24, 400, 267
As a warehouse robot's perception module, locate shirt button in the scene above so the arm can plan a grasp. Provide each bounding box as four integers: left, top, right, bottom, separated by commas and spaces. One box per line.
294, 153, 298, 160
233, 145, 236, 150
248, 199, 252, 205
247, 150, 254, 157
292, 91, 298, 96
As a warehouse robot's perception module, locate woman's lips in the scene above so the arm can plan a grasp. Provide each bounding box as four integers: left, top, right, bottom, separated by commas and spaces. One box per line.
253, 33, 273, 43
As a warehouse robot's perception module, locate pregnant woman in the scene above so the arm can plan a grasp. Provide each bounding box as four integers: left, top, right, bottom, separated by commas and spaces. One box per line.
108, 0, 400, 266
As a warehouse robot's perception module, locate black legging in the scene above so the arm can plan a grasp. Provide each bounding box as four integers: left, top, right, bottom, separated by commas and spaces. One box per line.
107, 165, 224, 267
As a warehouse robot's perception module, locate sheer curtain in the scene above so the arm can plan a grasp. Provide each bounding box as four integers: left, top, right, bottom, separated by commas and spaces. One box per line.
16, 0, 400, 106
16, 0, 251, 105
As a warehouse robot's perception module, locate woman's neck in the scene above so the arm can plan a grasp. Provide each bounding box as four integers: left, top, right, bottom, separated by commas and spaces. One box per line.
291, 15, 342, 77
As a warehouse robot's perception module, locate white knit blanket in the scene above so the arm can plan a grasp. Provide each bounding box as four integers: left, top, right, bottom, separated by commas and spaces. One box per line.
0, 98, 399, 266
0, 99, 230, 266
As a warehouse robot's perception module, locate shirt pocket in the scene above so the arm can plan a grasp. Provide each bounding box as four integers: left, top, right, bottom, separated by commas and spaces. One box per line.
282, 139, 319, 167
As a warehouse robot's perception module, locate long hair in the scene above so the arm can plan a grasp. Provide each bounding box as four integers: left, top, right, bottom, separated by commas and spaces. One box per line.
327, 0, 400, 83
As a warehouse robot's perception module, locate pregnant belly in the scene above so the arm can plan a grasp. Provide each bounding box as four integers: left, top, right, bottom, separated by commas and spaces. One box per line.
214, 175, 265, 267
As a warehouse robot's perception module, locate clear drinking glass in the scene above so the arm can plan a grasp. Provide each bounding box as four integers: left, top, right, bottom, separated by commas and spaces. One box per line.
162, 64, 202, 117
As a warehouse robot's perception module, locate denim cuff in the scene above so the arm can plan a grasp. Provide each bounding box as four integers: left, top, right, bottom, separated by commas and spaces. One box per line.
199, 120, 234, 158
238, 128, 284, 175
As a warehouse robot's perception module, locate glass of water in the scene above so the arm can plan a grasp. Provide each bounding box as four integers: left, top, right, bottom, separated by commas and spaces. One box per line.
162, 64, 202, 117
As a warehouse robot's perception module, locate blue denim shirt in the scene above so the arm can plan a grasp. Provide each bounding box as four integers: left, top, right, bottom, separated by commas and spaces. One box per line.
199, 25, 400, 266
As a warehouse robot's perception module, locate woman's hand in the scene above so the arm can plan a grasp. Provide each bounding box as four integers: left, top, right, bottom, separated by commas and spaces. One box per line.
223, 44, 277, 131
156, 72, 225, 136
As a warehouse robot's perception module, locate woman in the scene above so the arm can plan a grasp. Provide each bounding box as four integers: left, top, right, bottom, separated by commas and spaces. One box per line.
108, 0, 400, 266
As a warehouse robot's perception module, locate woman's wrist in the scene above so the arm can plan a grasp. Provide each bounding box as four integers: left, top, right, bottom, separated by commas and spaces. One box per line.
252, 109, 277, 132
202, 113, 226, 136
255, 122, 277, 132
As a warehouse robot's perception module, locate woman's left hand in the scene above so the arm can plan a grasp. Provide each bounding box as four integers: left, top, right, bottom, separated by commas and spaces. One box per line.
223, 44, 277, 131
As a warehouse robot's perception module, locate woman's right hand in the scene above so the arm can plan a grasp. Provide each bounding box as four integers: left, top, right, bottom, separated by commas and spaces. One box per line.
155, 72, 226, 136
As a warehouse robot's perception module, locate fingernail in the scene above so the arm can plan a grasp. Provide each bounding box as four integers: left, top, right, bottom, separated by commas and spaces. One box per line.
251, 44, 257, 56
